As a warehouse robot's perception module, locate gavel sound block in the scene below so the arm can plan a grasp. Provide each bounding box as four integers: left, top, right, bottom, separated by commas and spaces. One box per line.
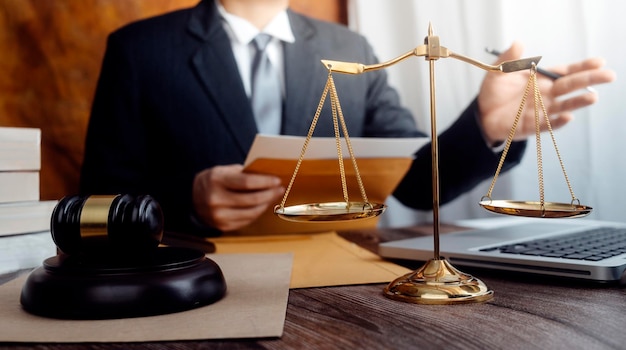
20, 194, 227, 319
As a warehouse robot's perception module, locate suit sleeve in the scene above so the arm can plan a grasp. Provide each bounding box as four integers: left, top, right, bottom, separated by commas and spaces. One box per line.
80, 30, 218, 237
393, 98, 526, 209
80, 32, 150, 196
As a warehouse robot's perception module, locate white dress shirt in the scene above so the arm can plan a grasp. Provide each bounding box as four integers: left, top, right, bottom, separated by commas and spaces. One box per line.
216, 2, 295, 99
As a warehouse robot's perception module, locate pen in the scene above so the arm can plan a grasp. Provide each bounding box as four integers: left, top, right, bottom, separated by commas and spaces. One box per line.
485, 47, 596, 92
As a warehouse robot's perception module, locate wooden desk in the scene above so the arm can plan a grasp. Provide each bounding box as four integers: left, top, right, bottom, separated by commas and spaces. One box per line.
2, 225, 625, 349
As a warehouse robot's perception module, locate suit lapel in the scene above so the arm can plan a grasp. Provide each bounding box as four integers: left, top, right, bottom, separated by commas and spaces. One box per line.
283, 11, 329, 136
185, 3, 331, 149
187, 0, 257, 156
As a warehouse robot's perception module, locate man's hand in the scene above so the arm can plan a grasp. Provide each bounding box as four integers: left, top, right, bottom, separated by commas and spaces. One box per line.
192, 164, 285, 232
478, 41, 616, 146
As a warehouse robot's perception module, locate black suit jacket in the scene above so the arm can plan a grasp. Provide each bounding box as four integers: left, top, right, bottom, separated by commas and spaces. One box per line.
80, 0, 525, 236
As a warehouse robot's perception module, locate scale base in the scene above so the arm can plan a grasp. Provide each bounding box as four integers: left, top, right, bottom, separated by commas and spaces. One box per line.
20, 246, 227, 319
383, 258, 493, 304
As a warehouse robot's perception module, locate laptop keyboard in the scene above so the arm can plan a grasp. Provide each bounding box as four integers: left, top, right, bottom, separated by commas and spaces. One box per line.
480, 227, 626, 261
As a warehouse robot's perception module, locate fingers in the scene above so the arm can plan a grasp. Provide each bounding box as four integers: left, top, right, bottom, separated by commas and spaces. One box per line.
208, 185, 284, 232
511, 111, 575, 142
480, 43, 616, 143
544, 112, 574, 131
550, 91, 598, 114
550, 69, 616, 98
212, 164, 281, 192
192, 164, 284, 232
214, 185, 285, 209
546, 65, 613, 115
550, 57, 607, 76
209, 200, 276, 232
542, 57, 615, 97
208, 164, 283, 208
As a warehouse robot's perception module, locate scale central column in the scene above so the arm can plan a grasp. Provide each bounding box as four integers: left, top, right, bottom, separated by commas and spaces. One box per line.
428, 53, 441, 260
276, 22, 544, 304
382, 26, 493, 304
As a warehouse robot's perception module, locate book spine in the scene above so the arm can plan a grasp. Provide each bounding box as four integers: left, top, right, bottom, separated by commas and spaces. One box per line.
0, 127, 41, 171
0, 171, 39, 203
0, 200, 57, 236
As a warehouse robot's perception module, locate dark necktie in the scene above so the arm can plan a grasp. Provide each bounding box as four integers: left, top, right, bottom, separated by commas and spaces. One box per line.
250, 33, 282, 135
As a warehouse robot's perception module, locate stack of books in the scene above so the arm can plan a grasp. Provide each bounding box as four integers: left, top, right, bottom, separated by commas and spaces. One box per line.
0, 126, 57, 275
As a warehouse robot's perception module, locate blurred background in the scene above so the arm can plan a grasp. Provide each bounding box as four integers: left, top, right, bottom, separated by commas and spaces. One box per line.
0, 0, 346, 200
1, 0, 623, 226
350, 0, 626, 226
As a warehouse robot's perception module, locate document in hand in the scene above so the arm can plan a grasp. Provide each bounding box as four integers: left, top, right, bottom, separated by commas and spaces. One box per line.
240, 135, 429, 235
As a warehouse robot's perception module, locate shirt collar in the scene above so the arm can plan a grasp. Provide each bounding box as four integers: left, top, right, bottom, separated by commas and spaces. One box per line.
217, 2, 295, 45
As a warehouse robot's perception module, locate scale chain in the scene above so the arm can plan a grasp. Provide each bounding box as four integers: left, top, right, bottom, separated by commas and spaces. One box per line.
276, 74, 330, 210
328, 74, 370, 205
533, 72, 579, 204
483, 65, 533, 200
276, 69, 371, 211
329, 74, 350, 204
483, 64, 579, 211
533, 69, 546, 210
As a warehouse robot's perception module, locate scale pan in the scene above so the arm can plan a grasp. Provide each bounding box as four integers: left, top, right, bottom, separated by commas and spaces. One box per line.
275, 201, 386, 222
479, 200, 592, 218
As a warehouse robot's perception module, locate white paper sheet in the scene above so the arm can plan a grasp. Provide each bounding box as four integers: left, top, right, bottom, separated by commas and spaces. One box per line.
244, 134, 429, 167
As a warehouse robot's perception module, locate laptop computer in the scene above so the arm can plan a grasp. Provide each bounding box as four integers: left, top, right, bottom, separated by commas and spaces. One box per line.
379, 219, 626, 284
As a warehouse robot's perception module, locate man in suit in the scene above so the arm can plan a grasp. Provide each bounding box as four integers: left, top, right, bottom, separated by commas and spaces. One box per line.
80, 0, 615, 236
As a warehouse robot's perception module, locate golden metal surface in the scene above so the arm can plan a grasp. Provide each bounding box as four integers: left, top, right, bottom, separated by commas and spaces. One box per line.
322, 54, 541, 75
275, 68, 374, 223
274, 202, 385, 222
482, 64, 591, 217
376, 24, 493, 304
321, 23, 540, 75
291, 22, 574, 304
383, 258, 493, 304
79, 195, 117, 238
316, 23, 523, 303
479, 200, 592, 218
425, 29, 441, 257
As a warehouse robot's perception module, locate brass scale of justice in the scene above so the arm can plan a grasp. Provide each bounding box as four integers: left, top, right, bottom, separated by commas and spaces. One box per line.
273, 24, 592, 304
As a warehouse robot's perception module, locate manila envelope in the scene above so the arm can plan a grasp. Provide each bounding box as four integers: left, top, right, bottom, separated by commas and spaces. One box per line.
238, 157, 413, 235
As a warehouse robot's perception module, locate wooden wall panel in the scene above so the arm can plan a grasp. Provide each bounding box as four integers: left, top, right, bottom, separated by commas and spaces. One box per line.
0, 0, 346, 201
291, 0, 347, 25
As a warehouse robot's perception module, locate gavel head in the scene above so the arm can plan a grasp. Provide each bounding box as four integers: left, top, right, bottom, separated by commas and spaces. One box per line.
51, 194, 164, 256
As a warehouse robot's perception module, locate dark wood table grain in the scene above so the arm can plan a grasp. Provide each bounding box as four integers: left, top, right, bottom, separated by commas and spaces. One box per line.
2, 225, 625, 350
